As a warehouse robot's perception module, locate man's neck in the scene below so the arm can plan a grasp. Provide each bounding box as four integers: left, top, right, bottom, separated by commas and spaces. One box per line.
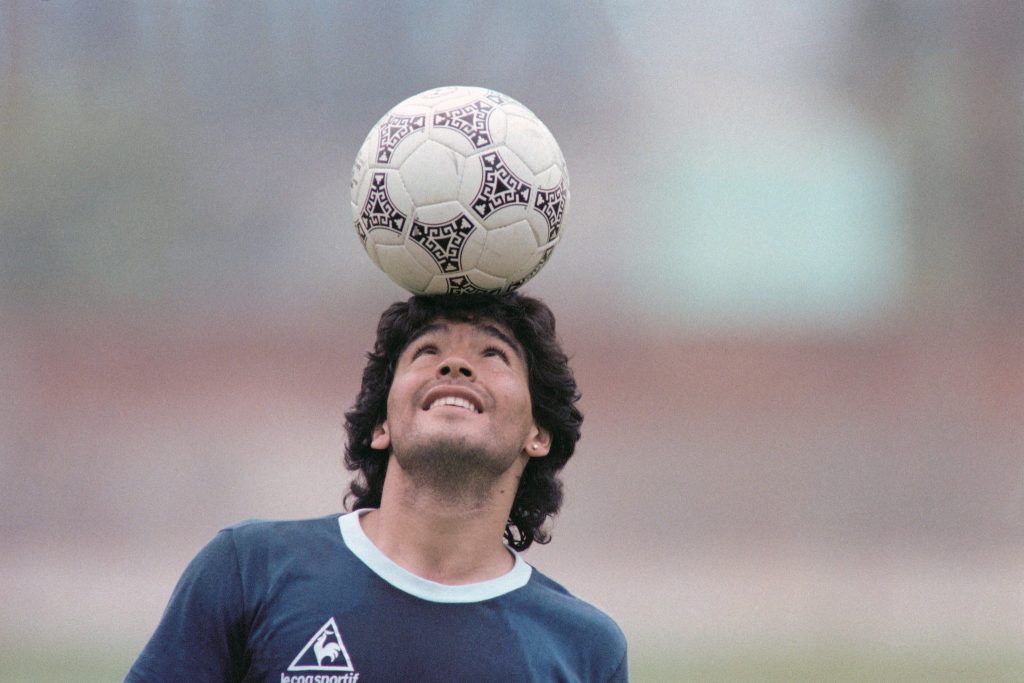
358, 456, 523, 585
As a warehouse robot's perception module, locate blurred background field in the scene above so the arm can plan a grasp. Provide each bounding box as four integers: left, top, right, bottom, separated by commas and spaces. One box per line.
2, 1, 1022, 681
3, 644, 1024, 683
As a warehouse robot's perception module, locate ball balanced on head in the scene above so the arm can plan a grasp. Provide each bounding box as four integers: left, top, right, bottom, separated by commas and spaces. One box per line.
350, 86, 570, 295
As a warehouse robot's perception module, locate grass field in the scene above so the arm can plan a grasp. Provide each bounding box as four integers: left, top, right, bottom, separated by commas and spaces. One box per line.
3, 644, 1022, 682
631, 647, 1024, 682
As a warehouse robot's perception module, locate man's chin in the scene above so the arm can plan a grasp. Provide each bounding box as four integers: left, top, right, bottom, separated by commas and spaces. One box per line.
393, 437, 513, 501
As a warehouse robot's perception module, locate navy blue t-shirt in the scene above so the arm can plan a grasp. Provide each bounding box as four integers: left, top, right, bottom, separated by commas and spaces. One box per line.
126, 511, 628, 682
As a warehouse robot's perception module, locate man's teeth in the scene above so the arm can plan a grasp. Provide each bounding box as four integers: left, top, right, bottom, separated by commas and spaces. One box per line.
428, 396, 478, 412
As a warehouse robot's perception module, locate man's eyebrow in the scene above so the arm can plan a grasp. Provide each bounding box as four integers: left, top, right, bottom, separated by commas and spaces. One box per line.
404, 322, 449, 350
480, 324, 523, 358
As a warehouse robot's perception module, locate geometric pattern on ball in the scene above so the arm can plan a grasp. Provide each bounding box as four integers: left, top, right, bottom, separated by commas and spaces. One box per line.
471, 151, 532, 219
472, 151, 532, 220
377, 114, 426, 163
357, 172, 407, 242
533, 178, 567, 241
445, 274, 491, 295
433, 99, 494, 149
409, 213, 476, 273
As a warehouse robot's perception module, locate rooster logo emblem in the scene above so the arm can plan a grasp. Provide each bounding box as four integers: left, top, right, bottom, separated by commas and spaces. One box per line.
287, 617, 355, 673
314, 630, 342, 666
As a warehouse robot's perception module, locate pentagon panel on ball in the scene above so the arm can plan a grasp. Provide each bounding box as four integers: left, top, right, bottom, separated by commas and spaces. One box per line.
351, 86, 570, 295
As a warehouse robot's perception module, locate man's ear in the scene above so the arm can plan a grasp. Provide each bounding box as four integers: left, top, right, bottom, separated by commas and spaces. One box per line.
525, 425, 552, 458
371, 422, 390, 450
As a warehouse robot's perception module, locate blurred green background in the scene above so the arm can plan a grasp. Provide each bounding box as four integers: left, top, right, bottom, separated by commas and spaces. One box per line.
2, 1, 1022, 680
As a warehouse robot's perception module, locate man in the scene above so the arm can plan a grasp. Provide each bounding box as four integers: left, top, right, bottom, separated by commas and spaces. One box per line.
126, 293, 627, 682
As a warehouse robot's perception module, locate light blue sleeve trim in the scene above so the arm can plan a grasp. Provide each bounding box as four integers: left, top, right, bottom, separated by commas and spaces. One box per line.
337, 510, 532, 604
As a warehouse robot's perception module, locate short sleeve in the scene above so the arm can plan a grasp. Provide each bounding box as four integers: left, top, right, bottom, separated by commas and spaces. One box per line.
607, 646, 629, 682
125, 529, 248, 682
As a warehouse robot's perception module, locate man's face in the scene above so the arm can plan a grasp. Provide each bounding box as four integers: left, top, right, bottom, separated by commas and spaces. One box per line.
371, 318, 550, 488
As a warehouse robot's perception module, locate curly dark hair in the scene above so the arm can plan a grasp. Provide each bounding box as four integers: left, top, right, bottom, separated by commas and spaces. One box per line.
343, 292, 582, 551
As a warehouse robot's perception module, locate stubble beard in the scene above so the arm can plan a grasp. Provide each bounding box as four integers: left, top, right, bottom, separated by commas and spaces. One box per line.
393, 434, 518, 505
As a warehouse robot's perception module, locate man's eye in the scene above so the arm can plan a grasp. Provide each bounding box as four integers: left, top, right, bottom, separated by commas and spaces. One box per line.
412, 344, 439, 359
483, 346, 510, 363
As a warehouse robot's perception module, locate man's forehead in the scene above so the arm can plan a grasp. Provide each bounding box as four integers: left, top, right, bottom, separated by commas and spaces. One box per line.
406, 317, 523, 355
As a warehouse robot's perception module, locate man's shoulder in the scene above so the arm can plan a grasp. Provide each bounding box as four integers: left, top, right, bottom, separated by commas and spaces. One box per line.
213, 513, 344, 557
521, 565, 627, 644
510, 565, 628, 680
222, 513, 341, 536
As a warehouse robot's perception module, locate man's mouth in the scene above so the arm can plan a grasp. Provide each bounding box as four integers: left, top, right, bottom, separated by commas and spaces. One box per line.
426, 395, 480, 413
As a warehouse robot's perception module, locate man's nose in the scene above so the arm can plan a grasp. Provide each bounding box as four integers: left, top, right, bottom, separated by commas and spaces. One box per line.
437, 356, 473, 378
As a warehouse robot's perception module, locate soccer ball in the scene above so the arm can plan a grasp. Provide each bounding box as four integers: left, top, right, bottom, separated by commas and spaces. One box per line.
350, 86, 569, 295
